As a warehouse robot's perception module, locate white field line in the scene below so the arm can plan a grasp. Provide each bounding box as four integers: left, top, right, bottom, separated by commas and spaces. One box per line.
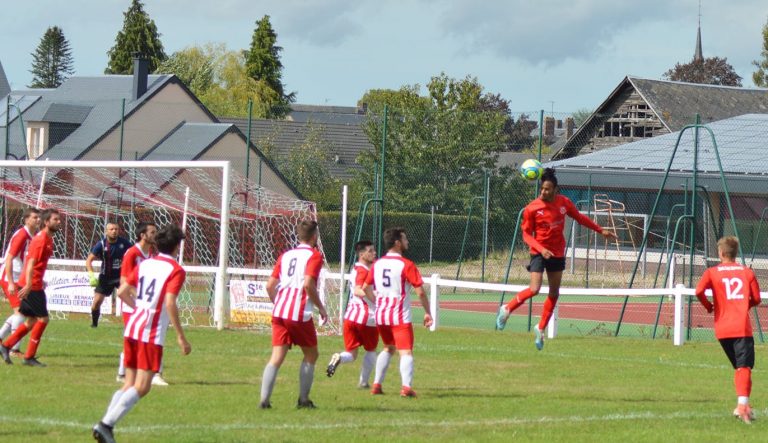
0, 409, 761, 433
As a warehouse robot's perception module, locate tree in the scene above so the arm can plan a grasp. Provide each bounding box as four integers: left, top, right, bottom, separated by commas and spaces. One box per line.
663, 57, 742, 86
29, 26, 74, 88
355, 74, 514, 215
245, 15, 295, 118
572, 108, 593, 127
277, 123, 340, 207
753, 17, 768, 87
155, 45, 214, 97
29, 27, 74, 88
105, 0, 166, 74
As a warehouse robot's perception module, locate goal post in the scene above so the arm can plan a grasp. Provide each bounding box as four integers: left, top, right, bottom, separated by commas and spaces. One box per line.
0, 159, 341, 333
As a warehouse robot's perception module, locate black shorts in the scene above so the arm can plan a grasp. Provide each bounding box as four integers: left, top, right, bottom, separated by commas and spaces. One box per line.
95, 277, 120, 296
20, 290, 49, 318
719, 337, 755, 369
527, 254, 566, 273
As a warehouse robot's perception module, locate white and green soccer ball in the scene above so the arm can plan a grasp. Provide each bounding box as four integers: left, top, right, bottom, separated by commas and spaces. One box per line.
520, 159, 543, 181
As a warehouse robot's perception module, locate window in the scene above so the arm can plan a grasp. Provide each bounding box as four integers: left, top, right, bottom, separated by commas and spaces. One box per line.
27, 126, 45, 159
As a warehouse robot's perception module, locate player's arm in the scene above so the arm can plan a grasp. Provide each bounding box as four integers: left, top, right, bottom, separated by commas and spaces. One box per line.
3, 247, 17, 293
17, 257, 36, 299
265, 277, 279, 303
407, 263, 432, 327
565, 199, 617, 241
165, 292, 191, 355
85, 252, 99, 287
353, 268, 372, 301
748, 271, 761, 308
414, 285, 433, 328
304, 276, 327, 323
116, 280, 137, 309
362, 264, 376, 302
694, 271, 714, 313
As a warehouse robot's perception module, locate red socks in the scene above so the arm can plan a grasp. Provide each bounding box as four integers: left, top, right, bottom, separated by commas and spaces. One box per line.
538, 296, 558, 330
505, 288, 536, 312
3, 322, 30, 349
25, 321, 48, 359
735, 367, 752, 397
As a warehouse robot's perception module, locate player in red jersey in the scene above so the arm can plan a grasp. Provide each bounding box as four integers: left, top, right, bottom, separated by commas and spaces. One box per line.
496, 168, 616, 350
92, 224, 191, 443
695, 236, 761, 424
260, 220, 328, 409
363, 227, 432, 398
116, 222, 159, 384
0, 208, 40, 356
326, 240, 378, 387
0, 208, 61, 367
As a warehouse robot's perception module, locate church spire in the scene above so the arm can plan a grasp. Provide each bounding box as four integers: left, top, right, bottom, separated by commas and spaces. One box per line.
694, 1, 703, 62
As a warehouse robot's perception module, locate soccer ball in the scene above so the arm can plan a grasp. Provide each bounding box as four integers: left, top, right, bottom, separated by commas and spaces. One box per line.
519, 159, 543, 181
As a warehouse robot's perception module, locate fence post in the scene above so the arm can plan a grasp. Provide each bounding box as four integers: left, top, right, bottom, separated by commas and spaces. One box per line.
673, 284, 686, 346
430, 273, 439, 331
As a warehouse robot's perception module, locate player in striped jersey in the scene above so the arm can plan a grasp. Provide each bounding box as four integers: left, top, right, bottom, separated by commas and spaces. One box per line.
363, 227, 432, 398
115, 222, 158, 384
86, 222, 133, 328
0, 208, 40, 356
326, 240, 378, 387
260, 220, 328, 409
92, 224, 190, 443
695, 236, 761, 424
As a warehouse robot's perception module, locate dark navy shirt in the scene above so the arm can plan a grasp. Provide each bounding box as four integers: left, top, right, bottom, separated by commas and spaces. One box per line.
91, 237, 133, 279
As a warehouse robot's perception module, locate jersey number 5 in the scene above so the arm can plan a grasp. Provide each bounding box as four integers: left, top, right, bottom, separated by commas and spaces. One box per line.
382, 269, 391, 287
721, 277, 744, 300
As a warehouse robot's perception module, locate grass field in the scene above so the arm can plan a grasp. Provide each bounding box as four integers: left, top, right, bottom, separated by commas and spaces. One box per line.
0, 316, 766, 442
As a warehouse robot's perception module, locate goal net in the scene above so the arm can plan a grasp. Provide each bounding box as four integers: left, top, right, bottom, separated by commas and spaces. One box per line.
0, 160, 342, 334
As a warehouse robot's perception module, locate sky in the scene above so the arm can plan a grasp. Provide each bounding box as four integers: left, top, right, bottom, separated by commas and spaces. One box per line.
1, 0, 767, 114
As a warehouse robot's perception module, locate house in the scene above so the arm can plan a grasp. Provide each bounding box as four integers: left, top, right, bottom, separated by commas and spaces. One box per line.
222, 116, 374, 181
0, 56, 301, 200
552, 77, 768, 160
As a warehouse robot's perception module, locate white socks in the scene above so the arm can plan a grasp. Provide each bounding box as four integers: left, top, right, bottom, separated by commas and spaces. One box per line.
118, 352, 125, 377
299, 362, 315, 402
102, 387, 140, 427
339, 351, 354, 363
400, 354, 414, 388
738, 396, 749, 405
260, 363, 279, 404
360, 351, 376, 385
374, 351, 392, 385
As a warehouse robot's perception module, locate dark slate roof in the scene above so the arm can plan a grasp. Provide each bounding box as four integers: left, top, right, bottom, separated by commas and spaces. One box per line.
142, 122, 233, 160
221, 118, 374, 180
0, 60, 9, 98
553, 76, 768, 159
547, 113, 768, 195
288, 104, 366, 125
41, 103, 93, 124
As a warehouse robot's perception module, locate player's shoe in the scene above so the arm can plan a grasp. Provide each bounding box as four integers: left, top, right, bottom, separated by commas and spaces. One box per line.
0, 344, 12, 364
259, 400, 272, 409
22, 357, 47, 367
358, 382, 371, 389
296, 398, 316, 409
534, 326, 544, 351
400, 386, 417, 398
735, 404, 753, 424
151, 374, 169, 386
371, 383, 384, 395
116, 374, 125, 383
326, 353, 341, 377
496, 305, 509, 330
92, 421, 116, 443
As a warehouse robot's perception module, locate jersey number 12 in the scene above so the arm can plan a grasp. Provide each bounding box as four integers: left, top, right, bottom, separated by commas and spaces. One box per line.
721, 277, 744, 300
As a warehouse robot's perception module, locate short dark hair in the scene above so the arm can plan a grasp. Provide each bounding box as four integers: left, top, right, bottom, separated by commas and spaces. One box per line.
383, 227, 406, 250
155, 224, 185, 255
354, 240, 373, 254
297, 219, 319, 242
541, 168, 558, 187
40, 208, 59, 224
22, 207, 40, 221
135, 221, 156, 242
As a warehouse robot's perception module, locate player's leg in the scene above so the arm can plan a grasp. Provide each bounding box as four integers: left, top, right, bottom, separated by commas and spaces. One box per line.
372, 325, 395, 394
394, 324, 417, 398
359, 325, 379, 388
535, 266, 564, 350
90, 290, 106, 328
117, 312, 131, 382
1, 293, 44, 363
260, 317, 291, 408
497, 263, 544, 330
298, 344, 319, 408
22, 315, 49, 366
327, 320, 359, 377
727, 337, 755, 423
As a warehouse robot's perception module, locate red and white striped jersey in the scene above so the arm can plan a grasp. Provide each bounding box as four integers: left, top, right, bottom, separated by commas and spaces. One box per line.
343, 262, 375, 326
123, 254, 186, 346
0, 227, 33, 284
270, 244, 324, 322
119, 245, 154, 314
366, 253, 424, 326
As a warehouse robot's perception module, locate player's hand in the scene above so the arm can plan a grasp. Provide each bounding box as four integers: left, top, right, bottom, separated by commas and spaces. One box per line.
178, 336, 192, 355
17, 285, 31, 300
318, 306, 328, 327
601, 229, 618, 241
6, 282, 15, 294
423, 313, 433, 328
541, 249, 554, 259
88, 272, 98, 287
